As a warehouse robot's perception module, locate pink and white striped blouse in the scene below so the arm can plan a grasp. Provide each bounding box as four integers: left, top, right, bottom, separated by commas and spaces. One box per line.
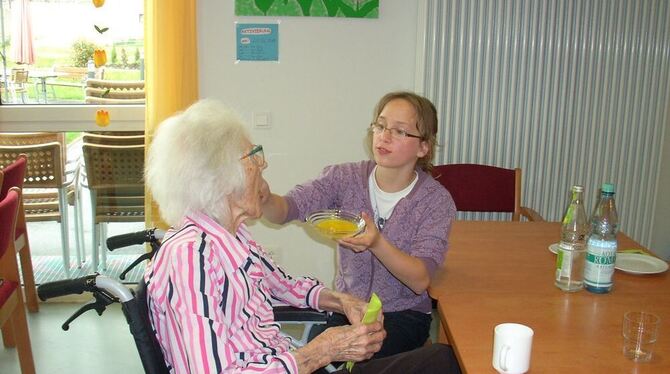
145, 212, 325, 373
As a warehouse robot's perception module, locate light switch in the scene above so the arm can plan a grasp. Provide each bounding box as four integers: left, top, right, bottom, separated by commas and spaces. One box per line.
254, 112, 271, 128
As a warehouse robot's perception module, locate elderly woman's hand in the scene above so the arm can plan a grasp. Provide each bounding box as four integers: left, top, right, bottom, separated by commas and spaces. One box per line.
337, 292, 368, 325
338, 212, 381, 252
322, 323, 385, 362
292, 322, 385, 372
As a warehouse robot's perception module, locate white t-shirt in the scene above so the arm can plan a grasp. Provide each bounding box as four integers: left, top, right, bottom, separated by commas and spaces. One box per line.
368, 166, 418, 229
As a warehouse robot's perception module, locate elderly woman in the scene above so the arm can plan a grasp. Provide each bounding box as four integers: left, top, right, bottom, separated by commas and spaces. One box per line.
145, 99, 459, 374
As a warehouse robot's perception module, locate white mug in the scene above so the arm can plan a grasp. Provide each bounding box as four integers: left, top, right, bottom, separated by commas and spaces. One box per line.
492, 323, 534, 374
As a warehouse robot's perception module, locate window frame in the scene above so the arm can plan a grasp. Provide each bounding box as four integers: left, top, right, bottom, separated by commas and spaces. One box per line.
0, 104, 144, 131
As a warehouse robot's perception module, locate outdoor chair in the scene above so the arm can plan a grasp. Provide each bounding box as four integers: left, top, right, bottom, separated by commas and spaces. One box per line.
0, 133, 79, 271
84, 79, 145, 104
9, 69, 29, 103
82, 133, 145, 146
82, 142, 145, 271
0, 187, 35, 374
0, 154, 39, 312
432, 163, 544, 221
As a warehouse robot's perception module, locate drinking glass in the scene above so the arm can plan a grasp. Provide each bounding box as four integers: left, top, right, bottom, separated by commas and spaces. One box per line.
622, 311, 660, 362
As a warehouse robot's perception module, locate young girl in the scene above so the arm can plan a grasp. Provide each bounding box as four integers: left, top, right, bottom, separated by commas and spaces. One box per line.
262, 91, 456, 358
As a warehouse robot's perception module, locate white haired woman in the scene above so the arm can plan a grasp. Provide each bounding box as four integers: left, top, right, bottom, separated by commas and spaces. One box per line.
145, 99, 459, 373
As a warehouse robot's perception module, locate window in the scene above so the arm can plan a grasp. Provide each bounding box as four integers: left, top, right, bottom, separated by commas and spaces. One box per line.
0, 0, 144, 107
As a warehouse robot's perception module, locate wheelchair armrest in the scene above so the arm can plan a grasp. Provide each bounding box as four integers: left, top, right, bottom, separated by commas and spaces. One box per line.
273, 305, 327, 323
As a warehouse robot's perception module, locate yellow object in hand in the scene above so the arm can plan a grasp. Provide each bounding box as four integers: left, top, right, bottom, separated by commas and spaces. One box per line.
346, 293, 382, 372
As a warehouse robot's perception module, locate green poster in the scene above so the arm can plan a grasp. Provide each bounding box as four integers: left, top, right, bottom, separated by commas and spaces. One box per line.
235, 0, 379, 18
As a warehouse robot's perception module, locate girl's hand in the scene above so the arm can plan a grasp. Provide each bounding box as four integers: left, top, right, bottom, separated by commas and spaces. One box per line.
339, 212, 380, 252
259, 178, 271, 205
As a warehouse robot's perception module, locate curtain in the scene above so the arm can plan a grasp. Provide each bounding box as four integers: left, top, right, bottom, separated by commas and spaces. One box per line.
144, 0, 199, 228
416, 0, 670, 245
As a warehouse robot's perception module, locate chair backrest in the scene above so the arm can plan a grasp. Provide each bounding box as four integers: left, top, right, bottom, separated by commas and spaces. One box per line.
0, 132, 67, 171
84, 79, 145, 104
88, 131, 145, 136
0, 142, 65, 189
82, 143, 145, 223
82, 143, 144, 191
433, 163, 522, 220
0, 132, 63, 146
0, 154, 27, 197
0, 188, 19, 259
83, 133, 145, 146
11, 69, 28, 85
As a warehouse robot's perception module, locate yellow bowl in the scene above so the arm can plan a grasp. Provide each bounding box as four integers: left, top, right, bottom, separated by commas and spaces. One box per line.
307, 209, 365, 240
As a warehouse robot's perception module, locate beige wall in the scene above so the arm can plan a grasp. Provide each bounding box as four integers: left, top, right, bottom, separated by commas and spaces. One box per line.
197, 1, 670, 285
198, 1, 420, 283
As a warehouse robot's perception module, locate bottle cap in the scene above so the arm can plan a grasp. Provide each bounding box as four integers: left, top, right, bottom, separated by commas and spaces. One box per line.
572, 185, 584, 192
601, 183, 615, 193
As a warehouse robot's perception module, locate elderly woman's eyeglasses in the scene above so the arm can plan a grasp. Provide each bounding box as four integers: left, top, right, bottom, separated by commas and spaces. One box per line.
240, 144, 265, 166
369, 122, 422, 140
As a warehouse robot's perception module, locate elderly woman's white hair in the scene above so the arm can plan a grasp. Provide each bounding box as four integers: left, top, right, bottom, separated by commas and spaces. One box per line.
146, 99, 250, 226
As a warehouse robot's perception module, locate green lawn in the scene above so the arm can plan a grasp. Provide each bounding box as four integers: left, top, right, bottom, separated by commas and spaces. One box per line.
65, 132, 81, 144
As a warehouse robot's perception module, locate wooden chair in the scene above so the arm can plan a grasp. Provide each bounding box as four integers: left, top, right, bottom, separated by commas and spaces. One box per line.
82, 143, 145, 271
432, 163, 543, 221
0, 133, 76, 271
0, 187, 36, 374
0, 155, 39, 312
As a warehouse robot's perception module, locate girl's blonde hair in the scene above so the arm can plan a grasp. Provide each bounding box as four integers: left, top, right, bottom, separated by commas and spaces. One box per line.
370, 91, 438, 172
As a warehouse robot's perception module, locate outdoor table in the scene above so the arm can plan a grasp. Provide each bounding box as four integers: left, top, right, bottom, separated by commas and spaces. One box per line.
29, 70, 65, 104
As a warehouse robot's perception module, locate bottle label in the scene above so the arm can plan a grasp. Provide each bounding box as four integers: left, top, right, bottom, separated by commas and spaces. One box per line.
556, 244, 572, 277
584, 238, 617, 288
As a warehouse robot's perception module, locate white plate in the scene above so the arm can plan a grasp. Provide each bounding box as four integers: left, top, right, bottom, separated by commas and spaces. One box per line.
615, 253, 669, 274
548, 243, 559, 254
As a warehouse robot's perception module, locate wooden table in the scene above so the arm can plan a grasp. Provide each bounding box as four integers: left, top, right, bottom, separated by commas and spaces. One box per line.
429, 221, 670, 373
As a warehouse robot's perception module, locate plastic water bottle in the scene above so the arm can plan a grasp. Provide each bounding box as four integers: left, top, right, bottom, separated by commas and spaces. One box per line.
584, 183, 618, 293
555, 185, 588, 292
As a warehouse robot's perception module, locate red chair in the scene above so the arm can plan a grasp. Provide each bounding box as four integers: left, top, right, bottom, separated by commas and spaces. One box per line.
0, 154, 38, 312
0, 187, 35, 374
432, 163, 543, 221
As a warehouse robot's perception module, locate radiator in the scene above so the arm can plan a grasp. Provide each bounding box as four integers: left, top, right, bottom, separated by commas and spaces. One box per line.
416, 0, 670, 246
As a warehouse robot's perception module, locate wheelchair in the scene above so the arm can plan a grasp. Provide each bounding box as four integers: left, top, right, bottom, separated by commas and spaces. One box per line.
37, 229, 332, 374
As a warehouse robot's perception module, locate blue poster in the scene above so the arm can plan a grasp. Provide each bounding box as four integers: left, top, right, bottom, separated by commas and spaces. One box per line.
236, 23, 279, 62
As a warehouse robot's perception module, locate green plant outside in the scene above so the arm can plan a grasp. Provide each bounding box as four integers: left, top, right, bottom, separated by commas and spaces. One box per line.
71, 40, 98, 67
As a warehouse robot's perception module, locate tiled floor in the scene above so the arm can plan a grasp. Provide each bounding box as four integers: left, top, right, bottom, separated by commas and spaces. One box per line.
0, 302, 143, 374
31, 254, 145, 284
